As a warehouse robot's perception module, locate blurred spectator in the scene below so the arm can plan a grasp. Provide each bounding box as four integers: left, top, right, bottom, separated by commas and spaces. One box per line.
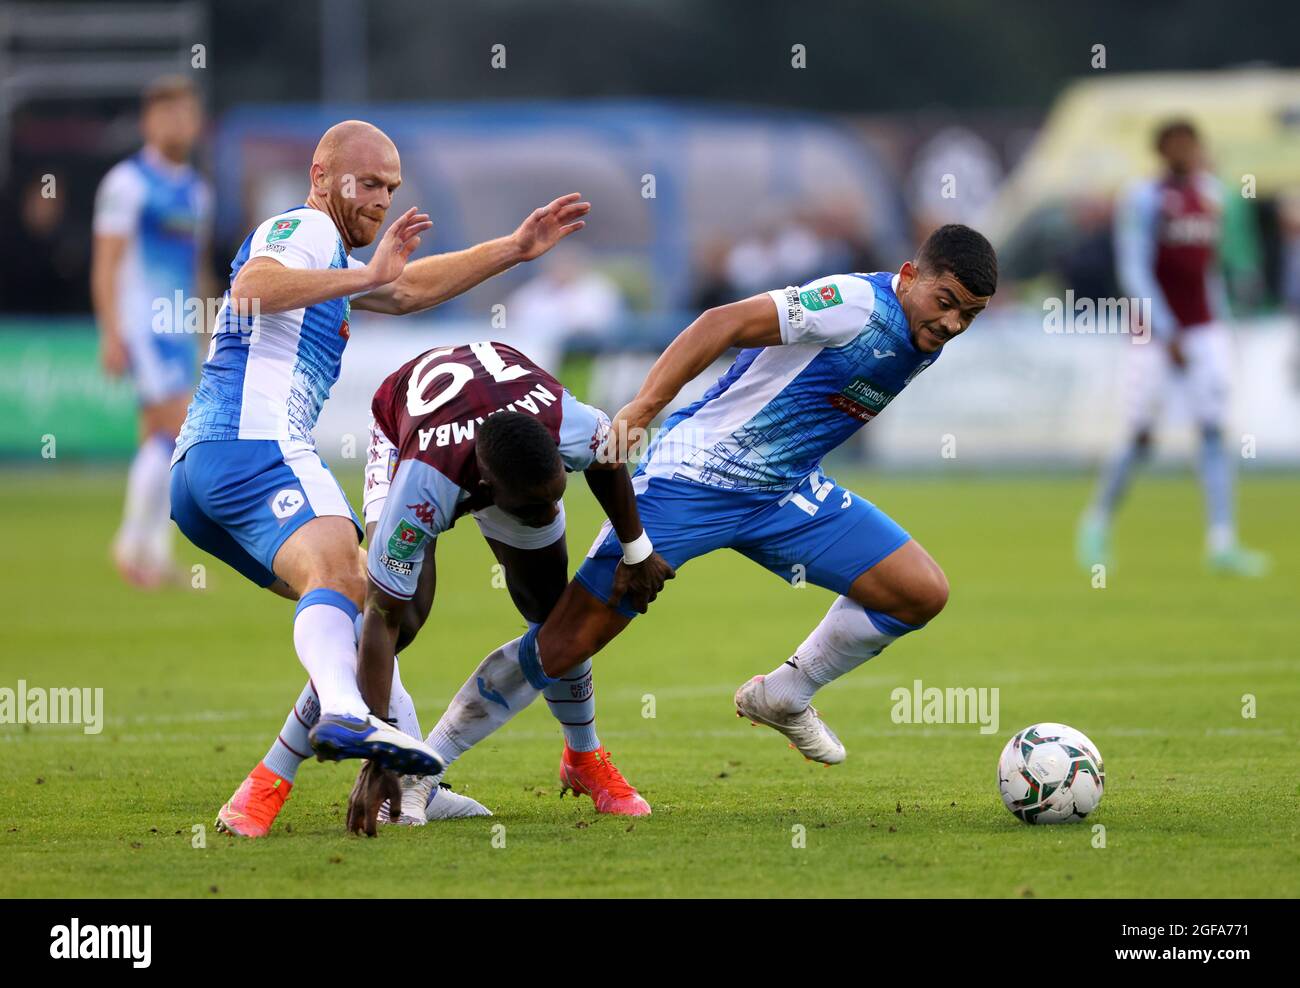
1276, 190, 1300, 315
691, 236, 737, 310
0, 174, 89, 313
693, 202, 885, 311
724, 220, 824, 295
1278, 190, 1300, 388
906, 125, 1003, 227
506, 244, 625, 369
1055, 196, 1119, 303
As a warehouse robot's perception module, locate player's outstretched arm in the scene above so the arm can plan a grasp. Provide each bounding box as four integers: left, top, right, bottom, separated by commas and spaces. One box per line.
230, 207, 431, 316
610, 293, 782, 448
353, 193, 590, 315
583, 463, 675, 613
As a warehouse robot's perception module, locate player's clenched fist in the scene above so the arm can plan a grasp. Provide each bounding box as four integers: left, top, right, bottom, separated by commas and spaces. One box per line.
346, 759, 402, 837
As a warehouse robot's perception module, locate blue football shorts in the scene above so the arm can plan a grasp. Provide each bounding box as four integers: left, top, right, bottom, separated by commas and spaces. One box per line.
170, 439, 362, 587
576, 467, 910, 618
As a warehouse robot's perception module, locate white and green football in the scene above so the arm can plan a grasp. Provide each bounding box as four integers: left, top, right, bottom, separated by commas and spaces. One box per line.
996, 723, 1105, 824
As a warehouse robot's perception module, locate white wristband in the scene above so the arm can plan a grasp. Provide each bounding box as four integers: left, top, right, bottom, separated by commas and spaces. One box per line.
620, 530, 653, 565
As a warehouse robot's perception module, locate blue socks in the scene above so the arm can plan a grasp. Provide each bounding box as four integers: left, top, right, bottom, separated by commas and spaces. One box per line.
516, 624, 556, 689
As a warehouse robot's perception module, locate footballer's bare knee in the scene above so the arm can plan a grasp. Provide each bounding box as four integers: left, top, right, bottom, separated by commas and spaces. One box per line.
886, 543, 948, 625
538, 619, 600, 678
539, 636, 592, 679
900, 562, 949, 625
848, 538, 948, 627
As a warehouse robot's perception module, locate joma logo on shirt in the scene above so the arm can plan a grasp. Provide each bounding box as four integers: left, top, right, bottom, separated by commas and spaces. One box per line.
828, 376, 895, 422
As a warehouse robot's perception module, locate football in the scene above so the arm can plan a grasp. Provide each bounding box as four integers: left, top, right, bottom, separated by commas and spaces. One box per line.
997, 723, 1105, 824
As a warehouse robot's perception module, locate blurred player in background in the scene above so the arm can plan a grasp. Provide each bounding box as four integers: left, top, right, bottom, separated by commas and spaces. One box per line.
92, 76, 211, 588
169, 118, 593, 808
1077, 120, 1268, 575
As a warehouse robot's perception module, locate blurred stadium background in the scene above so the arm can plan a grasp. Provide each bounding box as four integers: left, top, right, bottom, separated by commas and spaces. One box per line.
2, 0, 1298, 469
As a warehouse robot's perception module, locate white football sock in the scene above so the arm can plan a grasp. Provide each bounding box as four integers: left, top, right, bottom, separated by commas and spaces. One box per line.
426, 636, 540, 768
762, 597, 902, 713
144, 484, 175, 570
117, 433, 173, 562
262, 614, 417, 779
388, 655, 421, 739
292, 590, 367, 720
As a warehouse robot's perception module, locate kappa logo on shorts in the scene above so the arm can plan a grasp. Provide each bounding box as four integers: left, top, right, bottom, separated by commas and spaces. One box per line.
270, 489, 305, 520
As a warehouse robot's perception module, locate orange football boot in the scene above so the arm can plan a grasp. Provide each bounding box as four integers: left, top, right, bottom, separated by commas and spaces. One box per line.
559, 746, 651, 816
215, 762, 293, 837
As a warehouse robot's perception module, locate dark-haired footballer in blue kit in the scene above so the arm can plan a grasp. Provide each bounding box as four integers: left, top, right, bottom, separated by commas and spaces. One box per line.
366, 225, 999, 803
579, 269, 932, 612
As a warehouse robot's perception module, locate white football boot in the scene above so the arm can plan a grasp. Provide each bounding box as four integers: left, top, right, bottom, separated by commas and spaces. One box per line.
383, 774, 492, 825
424, 778, 492, 820
734, 675, 846, 765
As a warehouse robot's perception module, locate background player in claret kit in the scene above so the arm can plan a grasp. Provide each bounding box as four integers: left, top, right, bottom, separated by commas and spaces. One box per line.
166, 117, 595, 824
1077, 119, 1268, 576
92, 76, 211, 588
229, 342, 673, 838
346, 225, 996, 825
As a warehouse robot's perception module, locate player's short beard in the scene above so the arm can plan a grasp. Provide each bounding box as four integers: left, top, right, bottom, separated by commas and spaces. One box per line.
349, 219, 379, 248
337, 199, 382, 249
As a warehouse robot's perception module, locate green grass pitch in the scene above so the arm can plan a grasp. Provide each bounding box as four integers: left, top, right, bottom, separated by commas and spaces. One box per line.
2, 465, 1297, 898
